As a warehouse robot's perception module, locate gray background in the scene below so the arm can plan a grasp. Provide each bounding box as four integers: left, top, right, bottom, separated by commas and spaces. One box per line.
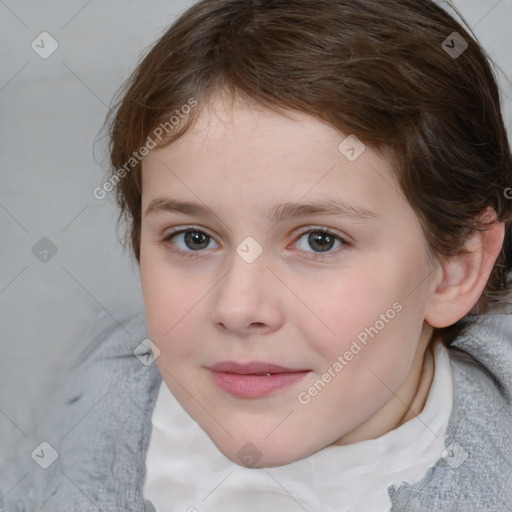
0, 0, 511, 495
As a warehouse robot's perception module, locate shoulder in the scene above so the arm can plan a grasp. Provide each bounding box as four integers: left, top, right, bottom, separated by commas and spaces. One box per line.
40, 311, 159, 436
1, 311, 161, 511
450, 314, 512, 403
390, 314, 512, 511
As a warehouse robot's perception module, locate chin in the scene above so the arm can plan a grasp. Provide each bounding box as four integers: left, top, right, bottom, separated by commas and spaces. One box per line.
210, 432, 320, 469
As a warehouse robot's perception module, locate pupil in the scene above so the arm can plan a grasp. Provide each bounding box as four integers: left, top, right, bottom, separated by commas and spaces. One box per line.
308, 232, 334, 252
185, 231, 209, 250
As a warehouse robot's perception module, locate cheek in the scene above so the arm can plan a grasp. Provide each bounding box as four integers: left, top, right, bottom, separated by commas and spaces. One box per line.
140, 249, 199, 349
300, 249, 427, 396
301, 264, 403, 356
299, 303, 420, 433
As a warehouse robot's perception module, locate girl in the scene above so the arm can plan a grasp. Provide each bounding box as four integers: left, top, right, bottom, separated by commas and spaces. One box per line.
3, 0, 511, 510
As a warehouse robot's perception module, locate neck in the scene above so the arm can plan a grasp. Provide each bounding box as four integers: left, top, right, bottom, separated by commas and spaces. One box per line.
395, 341, 436, 427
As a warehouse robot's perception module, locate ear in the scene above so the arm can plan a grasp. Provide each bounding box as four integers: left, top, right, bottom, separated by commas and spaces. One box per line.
425, 208, 505, 328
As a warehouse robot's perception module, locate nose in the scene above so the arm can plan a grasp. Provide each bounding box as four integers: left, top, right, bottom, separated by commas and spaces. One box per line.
210, 250, 284, 337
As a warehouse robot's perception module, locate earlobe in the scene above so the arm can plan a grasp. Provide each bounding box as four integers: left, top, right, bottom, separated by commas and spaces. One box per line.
425, 209, 505, 328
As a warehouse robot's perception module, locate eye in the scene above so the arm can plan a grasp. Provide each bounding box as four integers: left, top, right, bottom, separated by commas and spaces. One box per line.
162, 228, 218, 258
293, 228, 346, 258
162, 226, 347, 260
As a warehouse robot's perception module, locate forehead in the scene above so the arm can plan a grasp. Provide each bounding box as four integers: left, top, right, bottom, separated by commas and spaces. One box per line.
141, 93, 407, 224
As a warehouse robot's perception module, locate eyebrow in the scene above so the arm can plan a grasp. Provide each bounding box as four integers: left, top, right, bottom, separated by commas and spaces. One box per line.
145, 198, 378, 222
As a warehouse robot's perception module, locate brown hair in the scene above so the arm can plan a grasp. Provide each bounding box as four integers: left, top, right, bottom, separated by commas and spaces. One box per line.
105, 0, 512, 345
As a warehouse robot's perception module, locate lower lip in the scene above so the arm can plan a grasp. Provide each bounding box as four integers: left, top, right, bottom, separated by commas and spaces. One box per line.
209, 370, 309, 398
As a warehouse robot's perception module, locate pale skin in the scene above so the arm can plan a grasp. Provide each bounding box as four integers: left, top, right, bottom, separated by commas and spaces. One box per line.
139, 91, 504, 468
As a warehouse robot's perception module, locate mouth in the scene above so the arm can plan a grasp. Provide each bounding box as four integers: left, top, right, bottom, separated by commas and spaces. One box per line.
207, 361, 311, 398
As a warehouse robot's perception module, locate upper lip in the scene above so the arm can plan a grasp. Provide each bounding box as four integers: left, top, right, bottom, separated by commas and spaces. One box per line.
208, 361, 310, 375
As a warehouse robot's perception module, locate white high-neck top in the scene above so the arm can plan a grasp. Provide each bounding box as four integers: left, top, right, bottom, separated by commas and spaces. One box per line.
143, 342, 453, 512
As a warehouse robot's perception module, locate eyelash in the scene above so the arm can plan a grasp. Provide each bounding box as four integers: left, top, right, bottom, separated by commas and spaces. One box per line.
161, 226, 348, 261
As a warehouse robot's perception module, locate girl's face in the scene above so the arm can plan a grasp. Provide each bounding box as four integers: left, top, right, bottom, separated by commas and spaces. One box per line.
140, 92, 440, 467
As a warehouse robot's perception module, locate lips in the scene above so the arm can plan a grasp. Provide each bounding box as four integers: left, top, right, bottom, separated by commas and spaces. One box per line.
208, 361, 308, 374
207, 361, 311, 398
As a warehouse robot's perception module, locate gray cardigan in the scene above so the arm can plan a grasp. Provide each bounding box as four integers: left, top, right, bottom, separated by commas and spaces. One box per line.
1, 313, 511, 511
